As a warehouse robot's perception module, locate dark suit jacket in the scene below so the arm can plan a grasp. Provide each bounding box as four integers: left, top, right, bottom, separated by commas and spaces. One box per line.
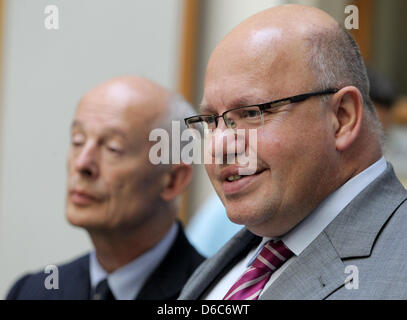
6, 224, 204, 300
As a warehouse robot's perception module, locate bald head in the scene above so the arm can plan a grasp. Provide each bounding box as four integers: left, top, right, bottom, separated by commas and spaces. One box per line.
205, 6, 341, 106
205, 4, 380, 136
222, 4, 338, 43
78, 76, 172, 129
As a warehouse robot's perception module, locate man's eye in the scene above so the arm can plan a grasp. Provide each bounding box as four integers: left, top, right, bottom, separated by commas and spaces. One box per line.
71, 133, 85, 146
107, 145, 123, 154
239, 109, 261, 119
246, 110, 261, 118
206, 117, 216, 124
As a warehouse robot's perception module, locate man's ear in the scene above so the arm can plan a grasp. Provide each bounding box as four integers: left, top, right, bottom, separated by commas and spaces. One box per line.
160, 163, 193, 202
331, 86, 364, 151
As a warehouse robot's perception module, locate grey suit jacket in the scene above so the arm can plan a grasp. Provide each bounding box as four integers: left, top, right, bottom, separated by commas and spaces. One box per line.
179, 163, 407, 299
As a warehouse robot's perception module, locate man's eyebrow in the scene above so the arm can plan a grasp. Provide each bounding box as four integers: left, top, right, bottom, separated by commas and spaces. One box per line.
71, 121, 127, 139
104, 127, 128, 140
228, 96, 257, 108
71, 120, 83, 130
199, 96, 258, 114
199, 104, 216, 114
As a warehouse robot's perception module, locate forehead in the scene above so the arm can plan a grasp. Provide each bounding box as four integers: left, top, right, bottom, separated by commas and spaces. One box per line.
74, 84, 159, 136
200, 89, 273, 114
202, 33, 314, 112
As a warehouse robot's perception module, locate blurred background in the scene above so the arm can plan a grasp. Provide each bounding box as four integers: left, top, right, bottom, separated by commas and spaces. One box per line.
0, 0, 406, 297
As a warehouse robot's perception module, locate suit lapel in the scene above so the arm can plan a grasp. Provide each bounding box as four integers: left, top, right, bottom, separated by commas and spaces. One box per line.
262, 163, 407, 299
260, 231, 345, 299
136, 224, 204, 300
182, 228, 261, 299
323, 163, 407, 259
61, 254, 91, 299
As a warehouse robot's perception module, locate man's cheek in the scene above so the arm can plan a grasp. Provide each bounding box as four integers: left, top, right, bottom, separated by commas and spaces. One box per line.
257, 132, 283, 159
204, 164, 217, 182
107, 177, 128, 204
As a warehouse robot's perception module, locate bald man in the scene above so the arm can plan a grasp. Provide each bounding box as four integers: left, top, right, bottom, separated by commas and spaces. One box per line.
7, 77, 204, 300
181, 5, 407, 300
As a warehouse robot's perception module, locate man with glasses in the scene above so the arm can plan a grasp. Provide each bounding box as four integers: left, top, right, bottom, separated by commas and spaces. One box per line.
180, 4, 407, 300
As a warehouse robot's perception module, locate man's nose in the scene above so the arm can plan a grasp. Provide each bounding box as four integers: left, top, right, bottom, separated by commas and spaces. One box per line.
207, 121, 246, 163
74, 142, 99, 179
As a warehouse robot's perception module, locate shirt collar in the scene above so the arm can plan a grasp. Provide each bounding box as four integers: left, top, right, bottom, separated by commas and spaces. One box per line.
89, 222, 178, 300
247, 157, 387, 265
283, 157, 387, 256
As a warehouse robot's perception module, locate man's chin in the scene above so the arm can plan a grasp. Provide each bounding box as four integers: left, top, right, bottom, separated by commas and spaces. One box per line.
225, 207, 254, 226
225, 205, 279, 236
66, 209, 98, 229
66, 213, 87, 228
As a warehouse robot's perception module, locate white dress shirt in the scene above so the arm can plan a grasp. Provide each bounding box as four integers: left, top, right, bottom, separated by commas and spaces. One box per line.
89, 222, 178, 300
205, 157, 387, 299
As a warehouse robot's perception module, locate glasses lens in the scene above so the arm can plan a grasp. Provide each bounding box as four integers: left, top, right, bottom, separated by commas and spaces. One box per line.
187, 116, 216, 137
225, 106, 263, 129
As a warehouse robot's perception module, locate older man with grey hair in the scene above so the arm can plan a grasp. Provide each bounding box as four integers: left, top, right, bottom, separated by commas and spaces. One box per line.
7, 76, 204, 300
181, 4, 407, 300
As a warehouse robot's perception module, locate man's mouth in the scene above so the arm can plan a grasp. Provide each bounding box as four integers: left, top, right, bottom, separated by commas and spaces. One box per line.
226, 175, 244, 182
222, 167, 266, 181
70, 189, 100, 206
220, 168, 267, 196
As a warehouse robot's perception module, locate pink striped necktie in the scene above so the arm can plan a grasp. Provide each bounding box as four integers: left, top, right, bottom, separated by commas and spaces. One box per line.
223, 240, 293, 300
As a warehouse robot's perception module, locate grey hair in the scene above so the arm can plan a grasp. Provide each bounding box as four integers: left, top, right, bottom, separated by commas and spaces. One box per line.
305, 26, 383, 138
152, 93, 197, 162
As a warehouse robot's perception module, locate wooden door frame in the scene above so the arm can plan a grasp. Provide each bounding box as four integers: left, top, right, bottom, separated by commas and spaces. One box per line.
177, 0, 200, 225
352, 0, 374, 63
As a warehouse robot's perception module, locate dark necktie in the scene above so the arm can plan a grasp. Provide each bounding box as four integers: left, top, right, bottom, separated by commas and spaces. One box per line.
92, 279, 115, 300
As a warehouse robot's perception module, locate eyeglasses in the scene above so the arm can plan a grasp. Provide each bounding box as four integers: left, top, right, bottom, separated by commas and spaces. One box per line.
184, 89, 339, 133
